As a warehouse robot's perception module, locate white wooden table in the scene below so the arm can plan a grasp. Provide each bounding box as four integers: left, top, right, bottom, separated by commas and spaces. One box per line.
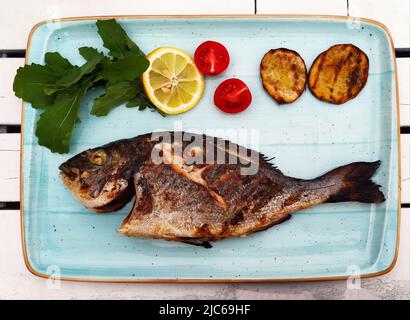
0, 0, 409, 299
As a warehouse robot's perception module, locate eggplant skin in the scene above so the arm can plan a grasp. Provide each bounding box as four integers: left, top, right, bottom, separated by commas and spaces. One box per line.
260, 48, 307, 104
308, 44, 369, 104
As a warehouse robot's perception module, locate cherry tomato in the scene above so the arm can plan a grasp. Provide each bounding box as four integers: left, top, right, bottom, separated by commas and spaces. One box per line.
194, 41, 230, 76
214, 78, 252, 114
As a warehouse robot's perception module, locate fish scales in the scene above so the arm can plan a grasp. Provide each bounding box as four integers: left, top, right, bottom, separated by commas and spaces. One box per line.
59, 131, 385, 247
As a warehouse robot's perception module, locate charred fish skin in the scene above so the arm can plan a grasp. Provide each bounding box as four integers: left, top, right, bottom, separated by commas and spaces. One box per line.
59, 134, 155, 212
59, 131, 258, 212
224, 161, 384, 239
117, 133, 384, 243
119, 161, 384, 243
60, 131, 385, 246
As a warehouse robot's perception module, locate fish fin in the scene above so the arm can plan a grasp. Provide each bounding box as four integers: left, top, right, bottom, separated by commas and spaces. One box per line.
93, 183, 135, 212
120, 174, 152, 228
260, 153, 275, 163
325, 161, 385, 203
254, 214, 291, 233
211, 134, 282, 172
259, 153, 283, 173
177, 238, 213, 248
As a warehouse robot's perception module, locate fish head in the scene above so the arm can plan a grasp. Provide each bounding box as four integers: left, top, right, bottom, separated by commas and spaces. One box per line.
59, 142, 136, 212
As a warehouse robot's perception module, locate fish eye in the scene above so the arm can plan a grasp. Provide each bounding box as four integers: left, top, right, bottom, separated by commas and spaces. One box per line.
89, 150, 107, 165
80, 171, 91, 179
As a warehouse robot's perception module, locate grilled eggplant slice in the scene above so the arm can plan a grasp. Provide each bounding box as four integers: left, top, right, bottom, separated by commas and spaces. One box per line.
260, 48, 307, 104
308, 44, 369, 104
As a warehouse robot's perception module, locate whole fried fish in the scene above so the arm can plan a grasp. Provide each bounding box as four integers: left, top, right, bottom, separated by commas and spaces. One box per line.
59, 131, 385, 247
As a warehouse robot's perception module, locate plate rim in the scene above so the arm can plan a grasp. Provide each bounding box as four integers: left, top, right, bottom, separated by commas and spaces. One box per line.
19, 14, 402, 283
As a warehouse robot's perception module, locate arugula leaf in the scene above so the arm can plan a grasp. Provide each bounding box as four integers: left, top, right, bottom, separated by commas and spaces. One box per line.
14, 18, 158, 154
126, 81, 155, 110
78, 47, 105, 61
126, 94, 151, 109
44, 52, 105, 95
91, 81, 138, 116
44, 52, 73, 76
35, 84, 89, 153
56, 53, 104, 87
127, 94, 166, 116
102, 54, 149, 83
13, 64, 59, 108
96, 19, 145, 59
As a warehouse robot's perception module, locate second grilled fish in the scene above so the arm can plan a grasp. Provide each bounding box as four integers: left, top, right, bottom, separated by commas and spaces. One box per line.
59, 132, 385, 247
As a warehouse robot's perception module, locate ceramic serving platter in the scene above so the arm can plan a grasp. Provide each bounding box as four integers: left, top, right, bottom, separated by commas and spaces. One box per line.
21, 15, 400, 282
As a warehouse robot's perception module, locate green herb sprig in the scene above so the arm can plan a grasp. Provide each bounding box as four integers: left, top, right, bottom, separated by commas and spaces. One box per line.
13, 19, 159, 154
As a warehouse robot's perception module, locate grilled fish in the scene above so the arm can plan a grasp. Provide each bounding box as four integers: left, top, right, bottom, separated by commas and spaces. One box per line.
59, 132, 385, 247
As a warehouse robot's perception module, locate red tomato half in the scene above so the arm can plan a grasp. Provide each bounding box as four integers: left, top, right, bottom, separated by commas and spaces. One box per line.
194, 41, 230, 76
214, 78, 252, 114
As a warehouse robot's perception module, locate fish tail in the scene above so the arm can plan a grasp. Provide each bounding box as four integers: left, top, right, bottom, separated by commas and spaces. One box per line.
324, 161, 385, 203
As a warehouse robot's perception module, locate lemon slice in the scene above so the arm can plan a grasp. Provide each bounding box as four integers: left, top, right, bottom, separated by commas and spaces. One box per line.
142, 47, 204, 115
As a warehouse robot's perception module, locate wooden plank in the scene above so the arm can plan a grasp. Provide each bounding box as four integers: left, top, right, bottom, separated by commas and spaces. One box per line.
0, 134, 19, 202
0, 132, 408, 203
398, 57, 409, 126
236, 208, 410, 299
401, 106, 410, 127
349, 0, 410, 47
398, 59, 409, 107
390, 208, 410, 281
0, 210, 236, 298
0, 0, 254, 49
2, 67, 408, 125
1, 208, 408, 299
402, 134, 410, 204
1, 13, 408, 128
0, 59, 24, 125
257, 0, 347, 15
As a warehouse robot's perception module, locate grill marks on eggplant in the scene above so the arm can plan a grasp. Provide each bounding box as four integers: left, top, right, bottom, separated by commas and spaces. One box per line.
260, 44, 368, 106
308, 44, 369, 104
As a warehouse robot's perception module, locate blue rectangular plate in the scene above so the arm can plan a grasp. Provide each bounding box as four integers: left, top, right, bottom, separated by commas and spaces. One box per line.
22, 15, 400, 282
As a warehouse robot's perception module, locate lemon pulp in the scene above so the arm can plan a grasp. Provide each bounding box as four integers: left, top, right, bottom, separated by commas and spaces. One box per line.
142, 47, 204, 115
